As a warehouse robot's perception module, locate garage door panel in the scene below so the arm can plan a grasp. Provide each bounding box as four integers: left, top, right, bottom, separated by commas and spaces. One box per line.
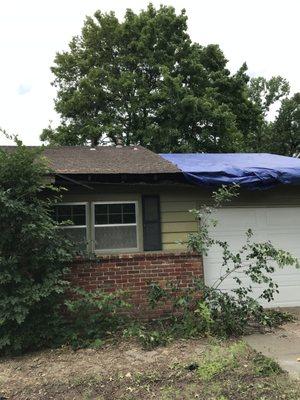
213, 209, 261, 231
260, 233, 300, 254
265, 208, 300, 227
206, 261, 300, 283
203, 207, 300, 308
207, 236, 250, 255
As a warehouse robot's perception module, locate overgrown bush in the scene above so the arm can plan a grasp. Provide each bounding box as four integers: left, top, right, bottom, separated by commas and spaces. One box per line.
143, 185, 299, 344
64, 288, 131, 349
123, 321, 173, 350
0, 137, 74, 354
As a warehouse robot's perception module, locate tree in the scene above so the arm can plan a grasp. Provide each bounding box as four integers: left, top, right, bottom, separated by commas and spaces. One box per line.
248, 76, 290, 117
269, 93, 300, 156
246, 76, 290, 152
42, 4, 260, 152
0, 135, 74, 354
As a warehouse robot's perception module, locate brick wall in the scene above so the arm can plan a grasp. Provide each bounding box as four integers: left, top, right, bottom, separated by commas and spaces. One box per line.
67, 251, 203, 319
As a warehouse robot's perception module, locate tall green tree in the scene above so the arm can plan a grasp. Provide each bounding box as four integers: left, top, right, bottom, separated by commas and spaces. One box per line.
248, 76, 290, 117
246, 76, 290, 152
269, 93, 300, 156
42, 4, 260, 152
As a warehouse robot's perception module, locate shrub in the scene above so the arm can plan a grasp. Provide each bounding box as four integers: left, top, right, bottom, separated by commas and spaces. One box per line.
64, 288, 131, 349
0, 137, 74, 354
123, 321, 173, 350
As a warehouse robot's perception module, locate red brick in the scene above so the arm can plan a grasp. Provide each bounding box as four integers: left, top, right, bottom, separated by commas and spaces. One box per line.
66, 251, 203, 319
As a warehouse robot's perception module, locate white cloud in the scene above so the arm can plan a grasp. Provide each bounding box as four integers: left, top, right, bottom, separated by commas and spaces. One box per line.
0, 0, 299, 145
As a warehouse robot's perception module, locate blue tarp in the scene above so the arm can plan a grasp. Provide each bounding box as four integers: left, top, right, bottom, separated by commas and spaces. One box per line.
160, 153, 300, 190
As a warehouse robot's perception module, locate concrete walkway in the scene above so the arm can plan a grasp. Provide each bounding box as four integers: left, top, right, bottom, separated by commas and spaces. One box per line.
245, 308, 300, 379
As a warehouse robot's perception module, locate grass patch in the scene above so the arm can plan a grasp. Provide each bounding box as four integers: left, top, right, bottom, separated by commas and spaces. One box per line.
197, 341, 248, 380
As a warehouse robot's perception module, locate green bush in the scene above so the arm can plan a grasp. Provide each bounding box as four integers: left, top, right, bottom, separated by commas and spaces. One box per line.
64, 288, 131, 349
124, 322, 172, 350
0, 139, 74, 354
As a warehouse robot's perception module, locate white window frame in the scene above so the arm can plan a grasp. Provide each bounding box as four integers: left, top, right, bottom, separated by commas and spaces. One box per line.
54, 202, 88, 241
92, 201, 139, 252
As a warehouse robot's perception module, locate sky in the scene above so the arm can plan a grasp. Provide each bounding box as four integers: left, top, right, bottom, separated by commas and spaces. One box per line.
0, 0, 299, 145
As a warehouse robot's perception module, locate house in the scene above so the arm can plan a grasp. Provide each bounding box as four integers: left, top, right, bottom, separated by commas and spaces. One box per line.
4, 145, 300, 311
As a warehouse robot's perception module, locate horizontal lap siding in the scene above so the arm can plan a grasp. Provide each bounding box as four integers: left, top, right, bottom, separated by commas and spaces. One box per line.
160, 197, 198, 251
60, 184, 300, 253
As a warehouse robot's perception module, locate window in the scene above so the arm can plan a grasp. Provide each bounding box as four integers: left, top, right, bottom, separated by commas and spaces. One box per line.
93, 202, 138, 251
53, 203, 87, 250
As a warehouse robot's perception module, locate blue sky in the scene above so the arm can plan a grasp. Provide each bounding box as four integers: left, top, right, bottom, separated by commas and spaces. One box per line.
0, 0, 299, 145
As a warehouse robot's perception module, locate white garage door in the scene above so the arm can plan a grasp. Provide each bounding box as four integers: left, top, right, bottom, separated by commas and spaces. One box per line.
203, 207, 300, 307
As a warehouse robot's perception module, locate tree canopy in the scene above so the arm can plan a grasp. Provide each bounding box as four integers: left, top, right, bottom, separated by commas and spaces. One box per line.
270, 93, 300, 156
42, 4, 300, 155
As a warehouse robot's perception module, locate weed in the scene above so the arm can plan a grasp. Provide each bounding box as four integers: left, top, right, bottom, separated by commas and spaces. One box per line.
197, 341, 248, 381
253, 353, 282, 376
64, 288, 130, 349
124, 322, 172, 350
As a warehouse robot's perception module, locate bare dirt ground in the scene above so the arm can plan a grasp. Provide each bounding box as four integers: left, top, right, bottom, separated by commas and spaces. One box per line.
1, 338, 300, 400
0, 339, 208, 399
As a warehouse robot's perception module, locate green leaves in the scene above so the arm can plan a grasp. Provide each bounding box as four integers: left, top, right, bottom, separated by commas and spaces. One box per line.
270, 93, 300, 156
41, 4, 260, 153
0, 140, 74, 354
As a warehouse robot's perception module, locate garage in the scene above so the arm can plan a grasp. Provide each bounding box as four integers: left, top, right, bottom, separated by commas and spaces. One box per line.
161, 153, 300, 308
203, 207, 300, 307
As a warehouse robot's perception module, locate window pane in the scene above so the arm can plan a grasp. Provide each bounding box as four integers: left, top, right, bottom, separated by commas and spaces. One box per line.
57, 205, 72, 218
123, 203, 135, 213
54, 204, 86, 226
123, 213, 136, 223
73, 205, 86, 215
59, 227, 87, 252
57, 215, 72, 224
95, 225, 137, 250
73, 214, 86, 225
95, 204, 108, 214
95, 214, 108, 225
109, 213, 122, 224
109, 204, 122, 214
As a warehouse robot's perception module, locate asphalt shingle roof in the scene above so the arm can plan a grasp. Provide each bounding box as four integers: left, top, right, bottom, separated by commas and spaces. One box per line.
0, 145, 181, 175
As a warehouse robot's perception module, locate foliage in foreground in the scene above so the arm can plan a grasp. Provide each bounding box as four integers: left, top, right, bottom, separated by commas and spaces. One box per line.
0, 137, 75, 354
128, 280, 293, 350
63, 288, 131, 349
0, 136, 131, 355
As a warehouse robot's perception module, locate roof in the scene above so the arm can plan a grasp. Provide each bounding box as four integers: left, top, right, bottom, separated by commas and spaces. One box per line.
1, 145, 180, 175
160, 153, 300, 189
